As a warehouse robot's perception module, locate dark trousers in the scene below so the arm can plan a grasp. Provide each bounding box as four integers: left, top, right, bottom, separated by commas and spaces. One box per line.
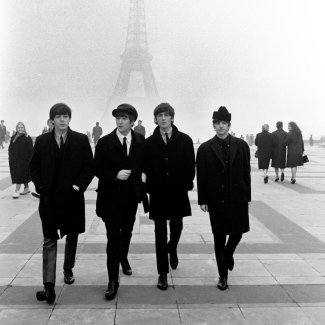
154, 218, 183, 275
104, 200, 138, 282
213, 233, 242, 277
42, 234, 78, 284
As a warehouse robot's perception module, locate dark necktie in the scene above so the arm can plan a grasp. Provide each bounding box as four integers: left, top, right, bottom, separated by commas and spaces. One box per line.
60, 135, 64, 151
165, 132, 170, 144
123, 137, 127, 156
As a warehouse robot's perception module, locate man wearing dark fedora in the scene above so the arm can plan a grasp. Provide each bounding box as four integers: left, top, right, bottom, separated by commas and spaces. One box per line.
196, 106, 251, 290
94, 103, 146, 300
30, 103, 95, 304
145, 103, 195, 290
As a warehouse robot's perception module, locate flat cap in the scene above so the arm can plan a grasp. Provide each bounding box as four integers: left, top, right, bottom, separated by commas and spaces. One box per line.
112, 103, 138, 121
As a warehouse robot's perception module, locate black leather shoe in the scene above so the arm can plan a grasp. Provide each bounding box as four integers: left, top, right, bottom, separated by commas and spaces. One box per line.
169, 251, 179, 270
105, 280, 119, 300
264, 176, 268, 184
157, 274, 168, 290
121, 259, 132, 276
225, 256, 234, 271
36, 283, 56, 304
291, 179, 296, 184
64, 270, 75, 285
217, 276, 228, 291
281, 172, 284, 182
275, 177, 279, 182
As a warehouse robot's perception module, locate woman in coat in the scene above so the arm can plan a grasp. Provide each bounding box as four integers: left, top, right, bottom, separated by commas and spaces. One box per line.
286, 121, 304, 184
9, 122, 33, 198
255, 124, 273, 183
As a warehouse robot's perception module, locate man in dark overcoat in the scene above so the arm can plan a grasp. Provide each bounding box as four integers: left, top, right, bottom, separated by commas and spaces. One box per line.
196, 106, 251, 291
94, 104, 146, 300
92, 122, 103, 147
145, 103, 195, 290
271, 121, 287, 182
30, 103, 94, 304
255, 124, 273, 183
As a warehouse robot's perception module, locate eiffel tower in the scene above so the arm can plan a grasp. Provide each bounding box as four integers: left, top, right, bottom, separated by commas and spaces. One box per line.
113, 0, 158, 98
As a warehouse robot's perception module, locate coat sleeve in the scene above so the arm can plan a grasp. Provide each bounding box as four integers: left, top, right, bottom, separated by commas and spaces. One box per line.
185, 136, 196, 190
94, 138, 120, 186
27, 136, 34, 162
73, 136, 95, 193
30, 136, 43, 193
196, 144, 208, 206
243, 141, 251, 202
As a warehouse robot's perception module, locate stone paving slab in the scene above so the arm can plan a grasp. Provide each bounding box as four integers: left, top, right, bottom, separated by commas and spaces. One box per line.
2, 284, 325, 307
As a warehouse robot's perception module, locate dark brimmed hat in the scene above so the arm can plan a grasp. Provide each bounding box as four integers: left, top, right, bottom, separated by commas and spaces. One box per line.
212, 106, 231, 122
112, 104, 138, 121
153, 103, 175, 117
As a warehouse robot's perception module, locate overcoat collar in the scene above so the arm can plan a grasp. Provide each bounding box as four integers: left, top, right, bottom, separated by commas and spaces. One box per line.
49, 127, 73, 158
210, 134, 238, 167
152, 124, 180, 148
107, 128, 141, 156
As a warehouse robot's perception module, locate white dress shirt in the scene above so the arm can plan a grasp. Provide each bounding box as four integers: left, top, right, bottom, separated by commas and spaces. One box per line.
116, 129, 132, 156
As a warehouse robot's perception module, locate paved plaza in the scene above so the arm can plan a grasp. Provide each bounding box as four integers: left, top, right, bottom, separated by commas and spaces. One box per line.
0, 143, 325, 324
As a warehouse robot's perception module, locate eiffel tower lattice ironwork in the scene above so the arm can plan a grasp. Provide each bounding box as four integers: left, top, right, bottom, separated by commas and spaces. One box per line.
113, 0, 158, 98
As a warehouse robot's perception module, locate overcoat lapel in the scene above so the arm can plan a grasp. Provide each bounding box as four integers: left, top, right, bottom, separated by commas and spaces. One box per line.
210, 136, 225, 166
230, 136, 237, 167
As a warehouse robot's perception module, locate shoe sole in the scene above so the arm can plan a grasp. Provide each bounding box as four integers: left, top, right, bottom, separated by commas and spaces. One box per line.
157, 285, 168, 290
217, 284, 228, 291
36, 292, 47, 301
20, 191, 30, 195
64, 279, 75, 285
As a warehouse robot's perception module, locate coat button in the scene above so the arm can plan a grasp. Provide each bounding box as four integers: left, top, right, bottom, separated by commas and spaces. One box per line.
166, 172, 169, 176
221, 200, 224, 203
221, 185, 224, 188
165, 157, 168, 160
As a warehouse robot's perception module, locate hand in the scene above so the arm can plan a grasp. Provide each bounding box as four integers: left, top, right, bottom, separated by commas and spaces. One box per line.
141, 173, 147, 183
72, 185, 80, 191
200, 204, 209, 212
116, 169, 131, 180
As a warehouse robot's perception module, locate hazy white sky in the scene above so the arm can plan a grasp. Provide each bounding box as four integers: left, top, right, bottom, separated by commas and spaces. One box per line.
1, 0, 324, 141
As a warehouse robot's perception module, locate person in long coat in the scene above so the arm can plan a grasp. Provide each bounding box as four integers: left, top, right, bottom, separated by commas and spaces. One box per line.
255, 124, 273, 183
285, 121, 304, 184
30, 103, 94, 304
94, 104, 147, 300
92, 122, 103, 146
145, 103, 195, 291
271, 121, 287, 182
196, 106, 251, 291
0, 120, 6, 149
9, 122, 33, 198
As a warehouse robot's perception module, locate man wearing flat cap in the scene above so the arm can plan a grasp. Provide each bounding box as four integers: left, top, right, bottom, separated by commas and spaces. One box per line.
196, 106, 251, 291
94, 103, 146, 300
145, 103, 195, 290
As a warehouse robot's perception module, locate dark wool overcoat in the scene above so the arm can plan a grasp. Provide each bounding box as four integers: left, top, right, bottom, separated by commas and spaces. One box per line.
30, 128, 94, 238
9, 134, 33, 184
196, 135, 251, 235
271, 129, 287, 168
145, 125, 195, 220
286, 132, 304, 167
94, 129, 146, 220
255, 130, 273, 169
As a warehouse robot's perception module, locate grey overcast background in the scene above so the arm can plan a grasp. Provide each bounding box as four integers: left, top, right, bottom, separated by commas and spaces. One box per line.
0, 0, 324, 142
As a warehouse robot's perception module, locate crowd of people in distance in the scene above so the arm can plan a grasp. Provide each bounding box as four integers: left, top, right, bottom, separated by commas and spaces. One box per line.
254, 121, 305, 184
